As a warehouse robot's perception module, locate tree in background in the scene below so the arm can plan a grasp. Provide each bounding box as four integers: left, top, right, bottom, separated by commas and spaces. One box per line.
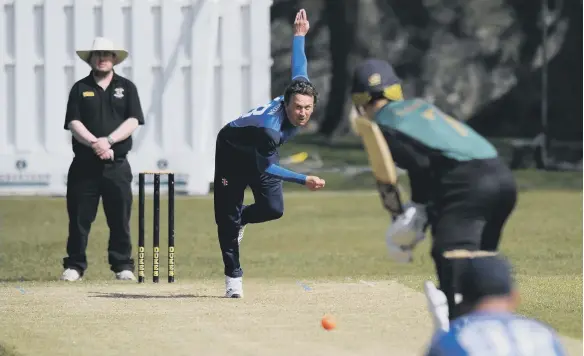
317, 0, 359, 138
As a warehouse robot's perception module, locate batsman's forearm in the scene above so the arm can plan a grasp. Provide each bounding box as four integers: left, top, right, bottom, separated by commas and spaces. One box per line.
109, 118, 139, 143
68, 120, 97, 147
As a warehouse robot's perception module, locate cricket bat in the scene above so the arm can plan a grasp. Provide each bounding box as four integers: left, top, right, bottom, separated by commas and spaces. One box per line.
354, 116, 404, 218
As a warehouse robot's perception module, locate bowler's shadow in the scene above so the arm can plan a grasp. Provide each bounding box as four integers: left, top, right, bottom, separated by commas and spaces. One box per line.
0, 277, 33, 283
88, 292, 222, 299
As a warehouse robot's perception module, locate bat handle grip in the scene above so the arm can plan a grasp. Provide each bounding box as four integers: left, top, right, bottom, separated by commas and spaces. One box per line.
376, 181, 404, 218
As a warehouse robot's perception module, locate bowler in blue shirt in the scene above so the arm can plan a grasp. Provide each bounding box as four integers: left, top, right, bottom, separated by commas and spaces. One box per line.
213, 9, 325, 298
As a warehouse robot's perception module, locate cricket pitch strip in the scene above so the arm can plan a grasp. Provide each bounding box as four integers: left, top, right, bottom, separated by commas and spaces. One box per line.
1, 279, 581, 356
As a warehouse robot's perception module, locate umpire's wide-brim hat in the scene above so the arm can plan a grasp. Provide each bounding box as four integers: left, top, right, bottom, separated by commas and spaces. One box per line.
351, 58, 404, 106
76, 37, 129, 66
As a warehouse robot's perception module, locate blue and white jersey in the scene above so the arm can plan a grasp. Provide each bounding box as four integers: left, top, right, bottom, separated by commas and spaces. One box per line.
229, 94, 298, 147
218, 36, 310, 185
427, 312, 566, 356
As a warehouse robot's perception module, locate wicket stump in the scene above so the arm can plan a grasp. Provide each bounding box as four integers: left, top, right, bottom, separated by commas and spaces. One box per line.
138, 171, 175, 283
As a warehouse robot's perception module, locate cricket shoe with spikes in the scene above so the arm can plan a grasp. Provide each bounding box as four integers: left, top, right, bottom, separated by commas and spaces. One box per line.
60, 268, 82, 281
115, 270, 136, 281
225, 275, 243, 298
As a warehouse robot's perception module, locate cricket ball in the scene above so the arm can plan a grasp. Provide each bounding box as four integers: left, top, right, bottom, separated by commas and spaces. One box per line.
321, 315, 336, 330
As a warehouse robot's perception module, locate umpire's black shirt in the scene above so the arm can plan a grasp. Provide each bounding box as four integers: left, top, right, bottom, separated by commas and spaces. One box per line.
64, 71, 145, 159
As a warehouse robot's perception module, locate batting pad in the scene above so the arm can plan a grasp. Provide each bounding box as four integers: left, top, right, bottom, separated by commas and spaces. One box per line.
354, 117, 398, 185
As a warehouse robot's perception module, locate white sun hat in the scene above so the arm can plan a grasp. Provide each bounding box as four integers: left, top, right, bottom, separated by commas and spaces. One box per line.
76, 37, 129, 66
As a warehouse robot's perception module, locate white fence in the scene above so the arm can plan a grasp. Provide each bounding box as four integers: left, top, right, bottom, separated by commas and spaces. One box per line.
0, 0, 273, 195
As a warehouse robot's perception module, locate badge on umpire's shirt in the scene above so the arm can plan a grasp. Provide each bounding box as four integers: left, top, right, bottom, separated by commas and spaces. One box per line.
114, 88, 124, 98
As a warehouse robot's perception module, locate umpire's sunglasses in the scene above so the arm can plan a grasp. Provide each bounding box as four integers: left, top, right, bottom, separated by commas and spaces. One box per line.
92, 51, 116, 57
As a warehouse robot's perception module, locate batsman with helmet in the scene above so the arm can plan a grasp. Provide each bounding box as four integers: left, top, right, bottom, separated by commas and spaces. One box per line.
350, 58, 518, 322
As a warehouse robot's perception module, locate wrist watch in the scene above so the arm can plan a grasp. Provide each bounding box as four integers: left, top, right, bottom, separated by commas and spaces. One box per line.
107, 135, 115, 145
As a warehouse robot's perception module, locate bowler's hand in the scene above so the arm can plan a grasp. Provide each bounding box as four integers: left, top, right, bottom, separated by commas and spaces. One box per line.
99, 149, 114, 161
294, 9, 309, 36
92, 137, 111, 155
305, 176, 325, 191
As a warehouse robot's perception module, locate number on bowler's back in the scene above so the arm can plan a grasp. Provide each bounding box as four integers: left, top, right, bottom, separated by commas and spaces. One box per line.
241, 104, 270, 118
240, 97, 281, 118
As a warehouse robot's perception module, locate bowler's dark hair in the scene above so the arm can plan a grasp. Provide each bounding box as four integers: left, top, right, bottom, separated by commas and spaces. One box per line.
284, 79, 318, 105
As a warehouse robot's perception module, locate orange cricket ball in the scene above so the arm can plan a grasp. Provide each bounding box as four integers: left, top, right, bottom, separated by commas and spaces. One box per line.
321, 315, 336, 330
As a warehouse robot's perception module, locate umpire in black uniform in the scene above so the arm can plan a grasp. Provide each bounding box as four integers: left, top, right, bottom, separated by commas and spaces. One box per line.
60, 37, 145, 281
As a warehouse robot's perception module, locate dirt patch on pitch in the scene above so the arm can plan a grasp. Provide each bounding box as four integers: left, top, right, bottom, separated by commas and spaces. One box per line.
0, 279, 581, 356
0, 279, 433, 356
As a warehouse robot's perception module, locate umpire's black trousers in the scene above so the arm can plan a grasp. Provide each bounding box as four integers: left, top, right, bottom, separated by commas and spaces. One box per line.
63, 155, 135, 275
213, 138, 284, 278
429, 157, 517, 319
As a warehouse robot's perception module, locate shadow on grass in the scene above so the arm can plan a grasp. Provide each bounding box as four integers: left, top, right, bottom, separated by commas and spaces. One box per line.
87, 292, 222, 299
0, 278, 33, 283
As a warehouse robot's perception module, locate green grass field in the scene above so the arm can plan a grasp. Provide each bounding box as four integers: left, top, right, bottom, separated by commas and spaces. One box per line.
0, 137, 582, 355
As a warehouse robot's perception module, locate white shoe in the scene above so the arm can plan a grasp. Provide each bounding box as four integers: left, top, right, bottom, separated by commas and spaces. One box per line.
60, 268, 81, 281
225, 275, 243, 298
115, 270, 136, 281
423, 281, 450, 332
237, 225, 246, 245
